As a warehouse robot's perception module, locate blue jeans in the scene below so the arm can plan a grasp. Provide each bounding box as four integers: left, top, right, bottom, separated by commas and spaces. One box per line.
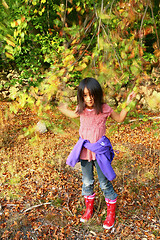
80, 160, 118, 200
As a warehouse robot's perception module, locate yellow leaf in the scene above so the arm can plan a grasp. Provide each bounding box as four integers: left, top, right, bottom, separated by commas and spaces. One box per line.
76, 6, 81, 12
27, 96, 35, 105
67, 7, 73, 14
2, 0, 9, 9
154, 49, 160, 57
99, 37, 106, 50
152, 91, 160, 102
9, 87, 18, 100
14, 30, 18, 38
99, 13, 110, 20
76, 63, 87, 71
68, 65, 74, 72
17, 19, 21, 25
32, 0, 37, 5
34, 87, 39, 93
36, 99, 41, 106
19, 93, 27, 108
10, 103, 19, 114
11, 21, 16, 28
5, 52, 14, 60
42, 7, 45, 13
71, 39, 77, 45
63, 54, 75, 65
63, 77, 68, 82
39, 11, 42, 16
147, 98, 157, 109
6, 39, 16, 47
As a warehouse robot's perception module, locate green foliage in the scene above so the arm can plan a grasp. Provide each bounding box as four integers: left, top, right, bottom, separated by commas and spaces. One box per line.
0, 0, 21, 61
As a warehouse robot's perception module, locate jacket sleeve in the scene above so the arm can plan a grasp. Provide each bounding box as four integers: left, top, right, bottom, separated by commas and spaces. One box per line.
66, 138, 87, 167
96, 154, 116, 181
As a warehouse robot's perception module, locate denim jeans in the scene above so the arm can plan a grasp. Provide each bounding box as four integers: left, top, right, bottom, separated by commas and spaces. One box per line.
80, 159, 118, 200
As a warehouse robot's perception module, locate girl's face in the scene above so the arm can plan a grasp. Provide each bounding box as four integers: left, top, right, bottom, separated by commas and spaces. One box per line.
83, 87, 94, 109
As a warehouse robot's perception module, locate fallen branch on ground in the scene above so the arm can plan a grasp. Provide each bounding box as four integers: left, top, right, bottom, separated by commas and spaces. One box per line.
22, 202, 52, 213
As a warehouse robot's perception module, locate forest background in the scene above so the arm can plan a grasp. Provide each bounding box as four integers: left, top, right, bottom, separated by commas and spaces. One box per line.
0, 0, 160, 114
0, 0, 159, 239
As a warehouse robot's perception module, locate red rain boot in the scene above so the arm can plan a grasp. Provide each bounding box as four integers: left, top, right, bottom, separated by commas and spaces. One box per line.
80, 193, 95, 222
103, 198, 117, 229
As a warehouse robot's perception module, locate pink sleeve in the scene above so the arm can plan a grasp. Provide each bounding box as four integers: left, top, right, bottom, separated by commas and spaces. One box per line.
102, 103, 113, 117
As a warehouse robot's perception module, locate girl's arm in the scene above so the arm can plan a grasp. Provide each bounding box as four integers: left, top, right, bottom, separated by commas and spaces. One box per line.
58, 103, 79, 118
110, 91, 136, 123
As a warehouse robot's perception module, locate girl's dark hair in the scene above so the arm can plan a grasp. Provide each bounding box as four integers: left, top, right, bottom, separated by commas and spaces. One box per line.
77, 78, 103, 114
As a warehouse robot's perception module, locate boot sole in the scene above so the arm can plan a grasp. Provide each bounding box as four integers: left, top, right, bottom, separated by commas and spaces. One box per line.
103, 223, 114, 229
80, 218, 89, 223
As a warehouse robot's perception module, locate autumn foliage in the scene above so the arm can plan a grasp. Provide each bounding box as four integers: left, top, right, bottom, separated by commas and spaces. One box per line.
0, 1, 160, 239
0, 0, 160, 116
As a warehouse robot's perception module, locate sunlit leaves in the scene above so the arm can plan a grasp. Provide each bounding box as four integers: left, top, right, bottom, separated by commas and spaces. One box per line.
99, 37, 109, 50
76, 62, 87, 71
4, 35, 15, 47
140, 85, 160, 111
32, 0, 38, 5
146, 91, 160, 111
93, 0, 159, 105
9, 86, 19, 100
38, 7, 45, 16
130, 62, 141, 76
2, 0, 9, 9
5, 52, 14, 60
5, 44, 14, 57
99, 13, 111, 24
9, 102, 19, 114
63, 54, 75, 67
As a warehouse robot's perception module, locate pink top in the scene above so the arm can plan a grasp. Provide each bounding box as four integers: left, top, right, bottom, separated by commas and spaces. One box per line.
79, 103, 113, 160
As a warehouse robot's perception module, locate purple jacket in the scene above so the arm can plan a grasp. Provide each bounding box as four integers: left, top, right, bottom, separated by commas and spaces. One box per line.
66, 136, 116, 181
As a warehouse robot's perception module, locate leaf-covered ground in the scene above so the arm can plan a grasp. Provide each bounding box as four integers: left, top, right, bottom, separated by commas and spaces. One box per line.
0, 102, 159, 240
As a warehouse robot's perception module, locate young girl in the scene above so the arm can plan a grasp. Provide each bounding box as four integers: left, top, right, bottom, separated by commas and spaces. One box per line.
59, 77, 135, 229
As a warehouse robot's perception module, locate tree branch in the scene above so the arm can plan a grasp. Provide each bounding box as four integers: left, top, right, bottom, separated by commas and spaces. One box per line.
149, 0, 160, 49
22, 202, 52, 213
139, 4, 149, 48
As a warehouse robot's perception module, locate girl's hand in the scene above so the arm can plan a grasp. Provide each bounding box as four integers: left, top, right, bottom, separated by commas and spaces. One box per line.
126, 91, 136, 105
111, 91, 136, 123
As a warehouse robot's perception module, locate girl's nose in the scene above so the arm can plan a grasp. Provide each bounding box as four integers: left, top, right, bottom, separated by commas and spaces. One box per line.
87, 95, 92, 101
